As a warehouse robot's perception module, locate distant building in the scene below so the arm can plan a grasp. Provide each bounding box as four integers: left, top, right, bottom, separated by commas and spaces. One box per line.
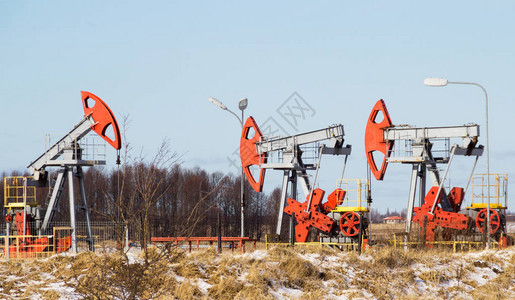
383, 216, 404, 224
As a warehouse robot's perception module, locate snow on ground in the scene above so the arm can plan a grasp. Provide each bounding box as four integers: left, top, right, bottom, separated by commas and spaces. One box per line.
242, 249, 267, 260
269, 285, 303, 299
0, 246, 513, 299
190, 278, 212, 295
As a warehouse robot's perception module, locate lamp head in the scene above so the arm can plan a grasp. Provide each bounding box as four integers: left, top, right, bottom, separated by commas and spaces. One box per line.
209, 97, 227, 110
424, 77, 448, 87
238, 98, 248, 111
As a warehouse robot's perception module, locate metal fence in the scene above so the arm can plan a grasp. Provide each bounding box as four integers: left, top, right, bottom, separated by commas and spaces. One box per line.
0, 221, 124, 259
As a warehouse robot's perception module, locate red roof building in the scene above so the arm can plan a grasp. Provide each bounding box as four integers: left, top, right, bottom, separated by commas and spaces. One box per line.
383, 216, 404, 224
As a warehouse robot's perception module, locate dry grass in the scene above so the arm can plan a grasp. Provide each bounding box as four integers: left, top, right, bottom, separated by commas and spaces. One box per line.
0, 245, 513, 299
369, 246, 420, 268
53, 249, 179, 299
278, 254, 320, 288
471, 283, 511, 300
370, 222, 406, 241
470, 251, 515, 299
419, 270, 447, 284
234, 286, 274, 300
207, 276, 244, 299
234, 260, 274, 299
174, 280, 202, 300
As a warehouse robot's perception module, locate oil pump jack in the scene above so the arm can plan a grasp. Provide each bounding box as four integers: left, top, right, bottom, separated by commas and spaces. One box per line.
4, 91, 121, 255
240, 117, 370, 245
365, 100, 507, 244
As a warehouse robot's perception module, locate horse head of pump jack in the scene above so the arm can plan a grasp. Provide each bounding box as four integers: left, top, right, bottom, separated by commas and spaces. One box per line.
81, 91, 122, 150
239, 116, 267, 192
364, 99, 394, 181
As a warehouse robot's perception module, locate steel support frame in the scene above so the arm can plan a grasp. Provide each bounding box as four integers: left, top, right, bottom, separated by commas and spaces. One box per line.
383, 122, 483, 237
273, 146, 351, 241
405, 165, 419, 234
403, 146, 483, 236
38, 150, 95, 252
77, 166, 94, 251
276, 170, 291, 236
255, 124, 350, 241
274, 162, 310, 239
429, 145, 457, 215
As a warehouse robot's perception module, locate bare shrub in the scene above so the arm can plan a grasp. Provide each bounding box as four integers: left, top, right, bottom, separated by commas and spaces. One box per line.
61, 251, 177, 299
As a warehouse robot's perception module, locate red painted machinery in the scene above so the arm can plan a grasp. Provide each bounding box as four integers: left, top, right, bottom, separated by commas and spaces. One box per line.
364, 100, 508, 245
240, 117, 370, 246
3, 91, 121, 257
3, 209, 71, 258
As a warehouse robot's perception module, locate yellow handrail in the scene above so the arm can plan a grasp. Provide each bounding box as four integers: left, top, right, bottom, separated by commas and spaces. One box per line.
470, 174, 508, 209
3, 176, 37, 209
334, 179, 370, 212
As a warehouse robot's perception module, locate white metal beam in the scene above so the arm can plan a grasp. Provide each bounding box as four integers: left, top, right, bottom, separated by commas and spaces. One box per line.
257, 125, 344, 154
384, 125, 479, 141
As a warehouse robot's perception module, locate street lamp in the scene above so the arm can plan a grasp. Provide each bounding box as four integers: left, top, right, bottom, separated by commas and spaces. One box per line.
424, 77, 491, 248
209, 97, 248, 238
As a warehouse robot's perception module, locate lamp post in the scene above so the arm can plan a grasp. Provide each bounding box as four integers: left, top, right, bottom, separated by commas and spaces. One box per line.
424, 78, 491, 248
209, 97, 248, 238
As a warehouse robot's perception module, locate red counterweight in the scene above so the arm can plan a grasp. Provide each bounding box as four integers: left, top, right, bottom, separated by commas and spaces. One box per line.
284, 189, 337, 243
413, 186, 470, 243
322, 189, 346, 212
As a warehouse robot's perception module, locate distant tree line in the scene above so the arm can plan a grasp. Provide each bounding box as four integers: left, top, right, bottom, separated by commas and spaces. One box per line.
2, 135, 510, 247
0, 139, 283, 247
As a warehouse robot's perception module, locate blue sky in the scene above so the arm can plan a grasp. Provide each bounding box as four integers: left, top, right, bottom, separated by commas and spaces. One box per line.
1, 1, 514, 212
